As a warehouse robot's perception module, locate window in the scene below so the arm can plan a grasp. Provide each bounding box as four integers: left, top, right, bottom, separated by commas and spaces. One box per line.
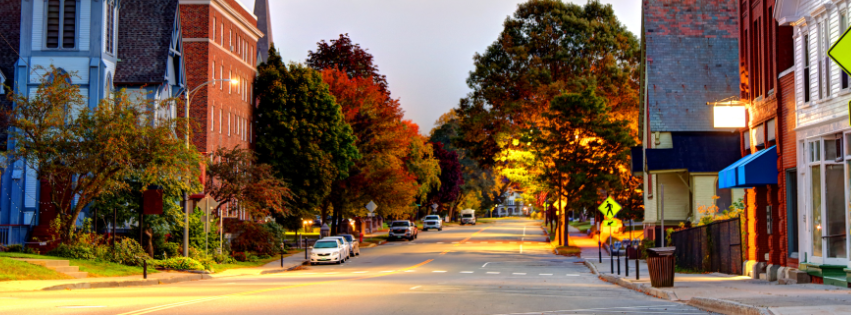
785, 169, 799, 258
804, 35, 811, 102
228, 70, 232, 94
809, 141, 821, 162
753, 124, 765, 148
219, 109, 222, 133
220, 23, 224, 45
811, 164, 822, 257
46, 0, 77, 49
229, 29, 233, 51
769, 7, 775, 92
743, 131, 750, 149
106, 2, 115, 54
212, 61, 216, 86
220, 65, 224, 90
767, 119, 776, 142
228, 111, 231, 136
249, 123, 252, 143
213, 17, 217, 41
211, 106, 215, 131
0, 70, 6, 94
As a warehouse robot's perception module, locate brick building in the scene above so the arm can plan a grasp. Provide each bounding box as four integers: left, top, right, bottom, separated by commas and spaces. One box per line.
637, 0, 743, 242
722, 0, 804, 283
776, 0, 851, 287
178, 0, 267, 218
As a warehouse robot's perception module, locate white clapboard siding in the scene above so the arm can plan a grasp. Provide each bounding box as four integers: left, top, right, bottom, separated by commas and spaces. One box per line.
29, 57, 90, 84
79, 0, 91, 50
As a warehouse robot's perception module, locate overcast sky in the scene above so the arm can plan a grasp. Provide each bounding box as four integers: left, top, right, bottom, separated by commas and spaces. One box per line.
244, 0, 641, 134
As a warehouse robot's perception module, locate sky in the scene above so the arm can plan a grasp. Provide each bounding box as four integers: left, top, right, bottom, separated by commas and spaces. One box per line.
244, 0, 641, 134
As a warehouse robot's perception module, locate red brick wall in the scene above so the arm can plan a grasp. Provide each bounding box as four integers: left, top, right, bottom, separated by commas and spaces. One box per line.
778, 72, 797, 267
180, 4, 257, 155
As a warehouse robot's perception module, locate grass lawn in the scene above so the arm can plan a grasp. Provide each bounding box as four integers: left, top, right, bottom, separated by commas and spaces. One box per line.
361, 234, 388, 247
569, 221, 592, 233
0, 252, 154, 278
554, 246, 581, 257
0, 257, 73, 281
211, 250, 303, 273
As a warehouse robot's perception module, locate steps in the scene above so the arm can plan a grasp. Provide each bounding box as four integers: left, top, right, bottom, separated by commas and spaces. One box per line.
12, 259, 88, 279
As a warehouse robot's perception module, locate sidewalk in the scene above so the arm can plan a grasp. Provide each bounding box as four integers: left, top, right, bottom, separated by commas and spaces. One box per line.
0, 257, 307, 293
570, 230, 851, 315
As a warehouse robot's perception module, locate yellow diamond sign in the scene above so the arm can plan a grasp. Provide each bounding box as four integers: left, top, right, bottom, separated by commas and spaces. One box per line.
597, 197, 622, 218
830, 27, 851, 84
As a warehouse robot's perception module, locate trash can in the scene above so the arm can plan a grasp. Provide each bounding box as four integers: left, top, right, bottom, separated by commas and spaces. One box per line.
647, 247, 675, 288
320, 223, 330, 238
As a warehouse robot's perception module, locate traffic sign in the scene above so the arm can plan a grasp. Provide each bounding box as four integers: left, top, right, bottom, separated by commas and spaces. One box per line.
366, 201, 377, 213
829, 27, 851, 78
597, 197, 622, 218
431, 203, 439, 212
602, 219, 617, 228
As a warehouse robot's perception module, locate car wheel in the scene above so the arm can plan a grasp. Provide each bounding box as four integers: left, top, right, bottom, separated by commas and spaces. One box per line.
335, 259, 341, 265
423, 228, 428, 232
438, 228, 442, 231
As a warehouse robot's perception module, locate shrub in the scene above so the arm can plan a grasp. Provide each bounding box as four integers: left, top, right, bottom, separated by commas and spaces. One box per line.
105, 238, 150, 266
5, 244, 23, 253
0, 244, 6, 252
159, 242, 180, 260
233, 251, 248, 262
154, 257, 205, 271
48, 243, 97, 260
228, 221, 283, 256
212, 252, 234, 264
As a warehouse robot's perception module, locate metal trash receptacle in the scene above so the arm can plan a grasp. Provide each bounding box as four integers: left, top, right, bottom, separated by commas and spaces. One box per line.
647, 247, 675, 288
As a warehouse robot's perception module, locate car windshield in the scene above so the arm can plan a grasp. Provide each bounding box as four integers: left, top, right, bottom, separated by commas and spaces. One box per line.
462, 214, 473, 218
391, 221, 410, 227
314, 241, 338, 249
341, 235, 354, 242
424, 216, 439, 220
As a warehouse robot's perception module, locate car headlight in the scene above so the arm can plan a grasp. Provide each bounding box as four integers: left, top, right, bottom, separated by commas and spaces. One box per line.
332, 251, 339, 256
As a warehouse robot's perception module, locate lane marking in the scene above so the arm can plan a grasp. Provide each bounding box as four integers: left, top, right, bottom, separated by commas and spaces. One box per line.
520, 245, 523, 254
539, 273, 553, 276
410, 286, 421, 290
523, 226, 526, 237
460, 271, 473, 273
117, 259, 434, 315
57, 306, 106, 309
439, 249, 451, 255
565, 274, 580, 277
486, 272, 500, 274
482, 262, 490, 268
512, 273, 526, 275
352, 271, 367, 274
432, 270, 447, 273
404, 270, 416, 273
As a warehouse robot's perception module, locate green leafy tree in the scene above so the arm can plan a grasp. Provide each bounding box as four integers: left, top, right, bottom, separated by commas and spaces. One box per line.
6, 67, 202, 244
205, 146, 292, 219
524, 87, 635, 246
254, 46, 360, 213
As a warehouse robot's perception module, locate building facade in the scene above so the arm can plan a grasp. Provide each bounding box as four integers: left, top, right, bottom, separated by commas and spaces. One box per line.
638, 0, 744, 243
0, 0, 22, 246
495, 190, 531, 217
777, 0, 851, 287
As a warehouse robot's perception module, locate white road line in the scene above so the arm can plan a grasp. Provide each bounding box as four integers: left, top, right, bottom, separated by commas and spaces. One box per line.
482, 262, 490, 268
409, 286, 421, 290
380, 270, 394, 273
512, 273, 526, 275
432, 270, 447, 273
404, 270, 415, 272
487, 272, 500, 274
520, 245, 523, 254
352, 271, 367, 274
565, 274, 580, 277
460, 271, 474, 273
523, 226, 526, 236
539, 273, 553, 276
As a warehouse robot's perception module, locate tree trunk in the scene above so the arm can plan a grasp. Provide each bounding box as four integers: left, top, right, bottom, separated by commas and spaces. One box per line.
144, 228, 154, 257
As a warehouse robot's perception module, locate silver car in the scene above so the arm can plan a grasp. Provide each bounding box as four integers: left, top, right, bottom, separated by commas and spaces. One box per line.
339, 234, 361, 256
310, 240, 346, 265
422, 215, 443, 231
321, 236, 352, 259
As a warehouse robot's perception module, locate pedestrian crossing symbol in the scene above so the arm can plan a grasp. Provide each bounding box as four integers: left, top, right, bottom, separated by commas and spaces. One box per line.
597, 197, 622, 219
602, 219, 617, 227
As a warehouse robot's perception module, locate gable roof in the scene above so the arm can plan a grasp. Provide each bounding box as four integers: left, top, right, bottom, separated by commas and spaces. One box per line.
114, 0, 179, 84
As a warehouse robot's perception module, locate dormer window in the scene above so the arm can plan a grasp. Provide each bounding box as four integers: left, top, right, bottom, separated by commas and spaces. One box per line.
46, 0, 77, 49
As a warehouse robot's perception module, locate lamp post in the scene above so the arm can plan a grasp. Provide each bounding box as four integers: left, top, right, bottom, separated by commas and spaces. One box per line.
178, 78, 236, 257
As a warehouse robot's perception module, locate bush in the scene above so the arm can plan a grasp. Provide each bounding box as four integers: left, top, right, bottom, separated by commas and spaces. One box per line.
233, 251, 248, 262
105, 238, 150, 266
154, 257, 205, 271
228, 221, 284, 256
5, 244, 23, 253
48, 243, 97, 260
159, 242, 180, 260
212, 252, 234, 264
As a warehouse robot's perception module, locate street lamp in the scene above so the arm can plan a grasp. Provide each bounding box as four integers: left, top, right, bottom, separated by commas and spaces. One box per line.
177, 78, 237, 257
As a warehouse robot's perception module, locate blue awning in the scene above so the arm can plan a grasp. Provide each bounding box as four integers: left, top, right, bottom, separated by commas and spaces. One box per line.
718, 146, 778, 189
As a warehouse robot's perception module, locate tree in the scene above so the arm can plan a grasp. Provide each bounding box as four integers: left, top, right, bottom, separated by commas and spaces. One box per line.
427, 142, 463, 216
6, 67, 202, 244
307, 34, 389, 95
402, 121, 442, 209
205, 146, 292, 219
457, 0, 639, 167
524, 87, 635, 246
254, 46, 360, 213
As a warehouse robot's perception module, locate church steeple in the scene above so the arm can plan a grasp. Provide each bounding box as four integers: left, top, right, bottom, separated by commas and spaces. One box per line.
254, 0, 273, 65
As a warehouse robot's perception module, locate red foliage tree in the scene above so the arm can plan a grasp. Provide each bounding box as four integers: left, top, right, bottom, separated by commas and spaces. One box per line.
308, 34, 389, 95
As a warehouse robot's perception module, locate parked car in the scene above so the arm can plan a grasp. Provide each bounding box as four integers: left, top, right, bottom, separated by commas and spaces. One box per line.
338, 234, 360, 256
388, 220, 418, 240
321, 236, 351, 259
422, 215, 443, 231
460, 209, 476, 225
310, 240, 346, 265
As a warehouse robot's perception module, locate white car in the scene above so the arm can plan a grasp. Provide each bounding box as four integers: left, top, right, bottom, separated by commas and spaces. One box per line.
321, 236, 352, 259
310, 240, 346, 265
339, 234, 361, 256
422, 215, 443, 231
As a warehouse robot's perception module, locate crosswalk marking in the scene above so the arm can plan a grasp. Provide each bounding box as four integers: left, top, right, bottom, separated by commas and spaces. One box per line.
486, 272, 500, 274
433, 270, 447, 273
565, 274, 579, 277
539, 273, 553, 276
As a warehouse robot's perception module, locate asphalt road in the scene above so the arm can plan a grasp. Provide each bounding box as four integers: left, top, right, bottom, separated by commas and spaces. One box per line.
0, 218, 712, 315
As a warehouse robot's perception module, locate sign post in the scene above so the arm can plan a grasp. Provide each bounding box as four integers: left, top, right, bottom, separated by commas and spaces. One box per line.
597, 196, 622, 273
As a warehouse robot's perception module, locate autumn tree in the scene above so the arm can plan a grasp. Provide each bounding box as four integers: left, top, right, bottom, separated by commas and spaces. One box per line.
254, 46, 360, 213
426, 142, 463, 216
205, 146, 291, 219
457, 0, 639, 167
524, 87, 635, 246
6, 67, 202, 244
307, 33, 389, 94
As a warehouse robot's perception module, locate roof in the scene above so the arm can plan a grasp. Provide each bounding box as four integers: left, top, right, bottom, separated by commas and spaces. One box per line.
0, 0, 21, 90
114, 0, 179, 84
253, 0, 273, 64
645, 132, 741, 173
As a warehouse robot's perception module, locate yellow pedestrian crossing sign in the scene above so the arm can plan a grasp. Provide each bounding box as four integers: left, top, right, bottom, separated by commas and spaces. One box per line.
597, 197, 622, 218
602, 219, 617, 227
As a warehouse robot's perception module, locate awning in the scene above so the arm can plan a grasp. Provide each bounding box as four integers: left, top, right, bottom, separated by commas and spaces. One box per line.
718, 145, 778, 189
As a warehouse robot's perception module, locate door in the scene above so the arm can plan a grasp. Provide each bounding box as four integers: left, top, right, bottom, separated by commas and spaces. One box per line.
823, 163, 846, 264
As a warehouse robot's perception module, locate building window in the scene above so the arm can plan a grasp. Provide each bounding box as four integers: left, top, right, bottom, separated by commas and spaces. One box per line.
220, 65, 224, 90
212, 61, 216, 86
211, 106, 215, 131
228, 70, 232, 94
229, 29, 233, 51
804, 34, 811, 103
219, 109, 222, 133
106, 2, 115, 54
213, 17, 217, 41
822, 21, 831, 98
46, 0, 77, 49
766, 119, 776, 143
0, 70, 6, 94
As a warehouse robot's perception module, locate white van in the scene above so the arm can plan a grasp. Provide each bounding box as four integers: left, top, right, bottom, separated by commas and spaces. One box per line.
460, 209, 476, 225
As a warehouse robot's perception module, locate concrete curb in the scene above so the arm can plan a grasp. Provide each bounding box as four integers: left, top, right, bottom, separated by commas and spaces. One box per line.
687, 297, 774, 315
584, 259, 679, 301
41, 274, 213, 291
259, 260, 309, 275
